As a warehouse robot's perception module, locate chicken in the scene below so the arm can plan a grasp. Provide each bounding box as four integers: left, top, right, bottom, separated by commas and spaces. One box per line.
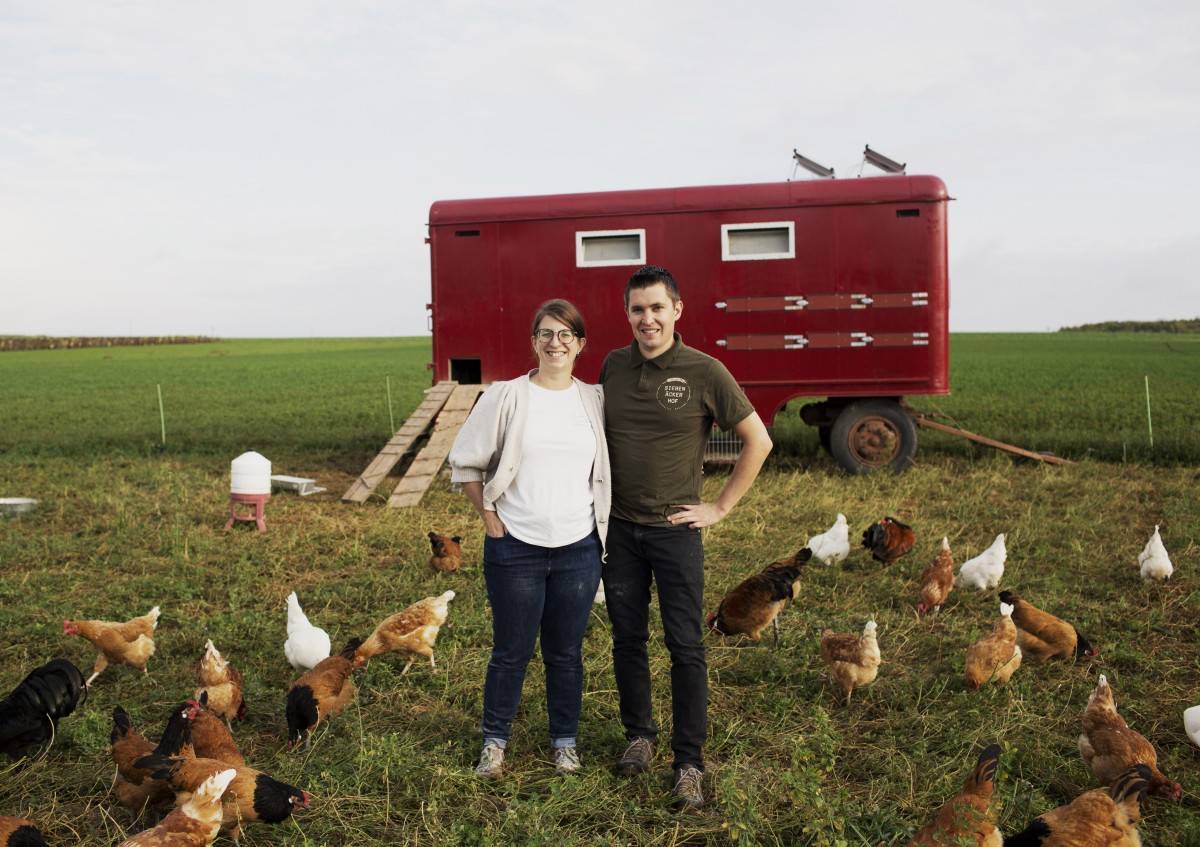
194, 639, 246, 726
428, 531, 462, 574
917, 537, 955, 615
963, 602, 1021, 689
284, 591, 331, 673
287, 639, 361, 749
63, 605, 160, 686
998, 590, 1095, 661
819, 619, 880, 706
906, 743, 1001, 847
187, 694, 244, 767
707, 548, 811, 646
1185, 704, 1200, 751
110, 703, 194, 815
117, 767, 236, 847
1138, 524, 1173, 582
1078, 674, 1181, 800
953, 534, 1006, 591
0, 657, 86, 760
0, 816, 50, 847
134, 753, 309, 843
1003, 763, 1150, 846
861, 517, 915, 564
353, 590, 456, 674
807, 514, 850, 565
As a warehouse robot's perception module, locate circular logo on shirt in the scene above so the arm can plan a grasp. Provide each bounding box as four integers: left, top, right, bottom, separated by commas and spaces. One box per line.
657, 377, 692, 410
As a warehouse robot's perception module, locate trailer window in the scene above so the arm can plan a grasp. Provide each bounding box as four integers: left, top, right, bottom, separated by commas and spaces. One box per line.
721, 222, 795, 261
576, 229, 646, 267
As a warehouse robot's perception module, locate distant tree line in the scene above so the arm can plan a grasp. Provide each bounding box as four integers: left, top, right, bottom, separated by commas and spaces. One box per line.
1058, 319, 1200, 333
0, 336, 217, 352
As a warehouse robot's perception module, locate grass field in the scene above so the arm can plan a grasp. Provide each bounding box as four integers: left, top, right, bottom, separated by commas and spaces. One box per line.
1, 335, 1198, 846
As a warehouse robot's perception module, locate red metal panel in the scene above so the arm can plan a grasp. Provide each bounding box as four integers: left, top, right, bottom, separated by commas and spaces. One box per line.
428, 175, 952, 425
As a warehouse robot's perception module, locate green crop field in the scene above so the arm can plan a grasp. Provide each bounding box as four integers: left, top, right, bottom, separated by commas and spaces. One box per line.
1, 334, 1198, 846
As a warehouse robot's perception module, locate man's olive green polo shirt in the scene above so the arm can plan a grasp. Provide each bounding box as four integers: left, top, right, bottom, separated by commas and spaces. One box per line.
599, 333, 754, 527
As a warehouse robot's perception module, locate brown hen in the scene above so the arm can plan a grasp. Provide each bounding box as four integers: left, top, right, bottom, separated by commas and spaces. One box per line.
862, 517, 916, 564
906, 743, 1001, 847
1004, 764, 1150, 846
707, 548, 811, 646
998, 590, 1095, 661
428, 532, 463, 574
63, 605, 160, 686
1079, 674, 1181, 800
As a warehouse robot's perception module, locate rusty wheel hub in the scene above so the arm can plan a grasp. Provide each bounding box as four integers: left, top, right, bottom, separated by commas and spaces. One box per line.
847, 416, 901, 467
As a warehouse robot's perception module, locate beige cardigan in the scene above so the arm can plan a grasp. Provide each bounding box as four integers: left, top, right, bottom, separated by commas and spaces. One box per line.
447, 373, 611, 552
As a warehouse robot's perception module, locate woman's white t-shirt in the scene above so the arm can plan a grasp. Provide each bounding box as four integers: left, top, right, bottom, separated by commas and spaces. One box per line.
496, 381, 597, 547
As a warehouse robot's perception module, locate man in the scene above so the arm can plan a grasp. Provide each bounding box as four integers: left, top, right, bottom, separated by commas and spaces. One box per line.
599, 265, 772, 811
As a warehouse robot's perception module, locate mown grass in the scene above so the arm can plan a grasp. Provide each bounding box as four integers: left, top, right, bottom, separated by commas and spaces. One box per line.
1, 336, 1199, 846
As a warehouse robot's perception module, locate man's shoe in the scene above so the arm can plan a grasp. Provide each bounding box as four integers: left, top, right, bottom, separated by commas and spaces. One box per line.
614, 737, 654, 776
554, 746, 581, 775
671, 766, 704, 811
475, 743, 505, 780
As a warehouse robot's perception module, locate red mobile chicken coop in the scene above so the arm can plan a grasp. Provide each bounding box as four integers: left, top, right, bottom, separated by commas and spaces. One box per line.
426, 175, 950, 473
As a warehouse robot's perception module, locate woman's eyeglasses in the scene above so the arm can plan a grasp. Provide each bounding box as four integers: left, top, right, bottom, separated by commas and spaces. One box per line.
534, 329, 578, 343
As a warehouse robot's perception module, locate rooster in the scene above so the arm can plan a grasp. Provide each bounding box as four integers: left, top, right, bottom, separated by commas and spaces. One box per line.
807, 514, 850, 565
963, 602, 1021, 689
354, 590, 456, 674
707, 548, 810, 646
194, 639, 246, 727
998, 590, 1095, 661
861, 517, 915, 564
1003, 764, 1150, 846
287, 638, 361, 750
0, 816, 50, 847
134, 753, 308, 843
1137, 525, 1173, 582
906, 743, 1001, 847
117, 767, 237, 847
63, 605, 160, 686
428, 531, 462, 574
953, 534, 1006, 591
110, 703, 194, 815
284, 591, 331, 673
917, 537, 955, 615
819, 620, 880, 706
1079, 674, 1180, 800
0, 657, 86, 759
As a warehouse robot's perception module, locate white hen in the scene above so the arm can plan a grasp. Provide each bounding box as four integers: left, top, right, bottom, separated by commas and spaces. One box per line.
953, 533, 1006, 590
1184, 705, 1200, 749
1138, 524, 1173, 582
807, 513, 850, 565
284, 591, 331, 672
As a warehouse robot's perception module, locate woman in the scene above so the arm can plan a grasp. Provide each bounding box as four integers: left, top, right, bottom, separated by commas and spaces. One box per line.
447, 299, 610, 779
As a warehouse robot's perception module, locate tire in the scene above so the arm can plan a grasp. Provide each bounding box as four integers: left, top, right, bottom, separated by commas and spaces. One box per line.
828, 399, 918, 474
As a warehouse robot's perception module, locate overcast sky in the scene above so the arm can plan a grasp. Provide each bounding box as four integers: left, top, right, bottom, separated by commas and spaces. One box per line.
2, 0, 1198, 337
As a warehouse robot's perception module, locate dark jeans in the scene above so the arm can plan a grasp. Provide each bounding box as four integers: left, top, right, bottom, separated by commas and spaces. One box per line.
603, 517, 706, 771
481, 529, 602, 749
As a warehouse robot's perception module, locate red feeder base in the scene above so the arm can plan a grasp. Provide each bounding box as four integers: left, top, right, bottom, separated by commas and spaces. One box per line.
225, 492, 269, 532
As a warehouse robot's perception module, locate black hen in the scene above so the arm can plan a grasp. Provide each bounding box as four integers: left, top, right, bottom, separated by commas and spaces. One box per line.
0, 658, 87, 759
0, 816, 50, 847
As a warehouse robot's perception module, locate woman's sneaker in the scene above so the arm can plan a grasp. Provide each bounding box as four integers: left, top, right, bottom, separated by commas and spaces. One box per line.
554, 746, 581, 774
475, 743, 505, 779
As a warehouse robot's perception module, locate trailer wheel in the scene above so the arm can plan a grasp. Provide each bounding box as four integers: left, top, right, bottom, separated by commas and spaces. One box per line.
829, 399, 917, 474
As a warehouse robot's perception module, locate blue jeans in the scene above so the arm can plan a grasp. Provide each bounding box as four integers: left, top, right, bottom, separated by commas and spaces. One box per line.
603, 517, 706, 771
481, 529, 602, 749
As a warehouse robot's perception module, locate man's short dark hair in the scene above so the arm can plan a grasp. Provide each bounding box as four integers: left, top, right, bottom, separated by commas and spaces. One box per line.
625, 265, 680, 307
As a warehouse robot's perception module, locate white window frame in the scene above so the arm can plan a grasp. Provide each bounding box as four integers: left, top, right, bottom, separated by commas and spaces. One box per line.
721, 221, 795, 261
575, 228, 647, 267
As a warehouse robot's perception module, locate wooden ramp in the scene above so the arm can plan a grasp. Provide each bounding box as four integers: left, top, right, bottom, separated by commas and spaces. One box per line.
387, 383, 484, 507
342, 381, 458, 503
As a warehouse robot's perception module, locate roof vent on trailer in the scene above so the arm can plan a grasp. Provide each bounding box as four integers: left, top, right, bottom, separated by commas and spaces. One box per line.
863, 145, 906, 174
790, 145, 908, 180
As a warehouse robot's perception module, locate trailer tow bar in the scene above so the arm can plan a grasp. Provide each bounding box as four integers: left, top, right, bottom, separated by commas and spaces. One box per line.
912, 414, 1074, 466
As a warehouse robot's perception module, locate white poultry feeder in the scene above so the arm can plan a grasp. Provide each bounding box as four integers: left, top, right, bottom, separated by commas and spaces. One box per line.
225, 451, 271, 531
